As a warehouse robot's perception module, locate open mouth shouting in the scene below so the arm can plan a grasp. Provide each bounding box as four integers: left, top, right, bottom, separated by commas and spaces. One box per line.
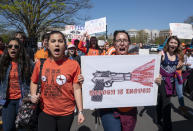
9, 50, 17, 58
169, 46, 177, 52
54, 48, 61, 56
118, 47, 127, 55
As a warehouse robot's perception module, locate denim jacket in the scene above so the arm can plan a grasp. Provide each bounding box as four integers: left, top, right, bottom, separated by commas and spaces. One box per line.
0, 64, 31, 105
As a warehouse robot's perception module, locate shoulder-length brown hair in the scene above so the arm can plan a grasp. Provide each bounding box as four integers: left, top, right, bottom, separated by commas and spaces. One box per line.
163, 36, 181, 55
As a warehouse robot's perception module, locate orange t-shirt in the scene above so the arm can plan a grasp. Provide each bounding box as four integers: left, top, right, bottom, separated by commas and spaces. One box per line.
31, 58, 81, 116
8, 62, 21, 99
34, 49, 48, 60
106, 46, 116, 55
78, 41, 100, 56
101, 50, 106, 55
87, 48, 100, 56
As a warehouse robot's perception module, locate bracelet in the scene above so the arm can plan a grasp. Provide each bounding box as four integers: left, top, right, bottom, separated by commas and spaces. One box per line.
78, 111, 83, 114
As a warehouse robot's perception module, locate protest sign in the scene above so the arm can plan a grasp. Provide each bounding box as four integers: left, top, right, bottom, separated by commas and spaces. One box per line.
85, 17, 106, 35
81, 55, 161, 109
62, 25, 85, 39
37, 42, 42, 49
170, 23, 193, 39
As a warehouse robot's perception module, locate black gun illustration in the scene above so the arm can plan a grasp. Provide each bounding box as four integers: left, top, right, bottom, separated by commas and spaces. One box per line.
91, 71, 131, 102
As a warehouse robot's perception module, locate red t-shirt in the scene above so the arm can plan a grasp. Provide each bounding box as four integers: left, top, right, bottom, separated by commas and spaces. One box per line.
8, 62, 21, 99
0, 50, 3, 55
31, 58, 81, 116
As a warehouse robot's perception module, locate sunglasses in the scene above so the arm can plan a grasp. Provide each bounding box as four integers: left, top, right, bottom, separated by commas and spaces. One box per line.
7, 45, 20, 49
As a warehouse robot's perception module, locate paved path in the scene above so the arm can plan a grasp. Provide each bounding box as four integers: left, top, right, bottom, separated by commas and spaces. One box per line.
0, 94, 192, 131
71, 94, 193, 131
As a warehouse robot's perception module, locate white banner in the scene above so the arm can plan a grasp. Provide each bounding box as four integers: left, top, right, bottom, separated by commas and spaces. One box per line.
81, 55, 161, 109
169, 23, 193, 39
85, 17, 106, 35
62, 25, 85, 39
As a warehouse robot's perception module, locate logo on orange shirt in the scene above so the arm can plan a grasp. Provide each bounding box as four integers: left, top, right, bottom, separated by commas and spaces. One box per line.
56, 75, 66, 85
42, 76, 47, 82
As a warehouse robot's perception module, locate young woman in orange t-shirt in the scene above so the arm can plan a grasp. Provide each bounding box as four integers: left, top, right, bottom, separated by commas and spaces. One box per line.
30, 31, 84, 131
0, 38, 32, 131
78, 34, 102, 56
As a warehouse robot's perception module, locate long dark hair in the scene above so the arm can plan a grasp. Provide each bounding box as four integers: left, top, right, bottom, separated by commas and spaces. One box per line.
0, 38, 32, 84
89, 36, 100, 49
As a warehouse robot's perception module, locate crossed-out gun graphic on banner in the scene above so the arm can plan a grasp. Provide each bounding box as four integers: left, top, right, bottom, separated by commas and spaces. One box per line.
91, 59, 155, 102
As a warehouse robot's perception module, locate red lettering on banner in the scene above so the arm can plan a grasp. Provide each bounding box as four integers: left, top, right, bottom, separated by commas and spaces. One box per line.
126, 88, 151, 94
89, 90, 116, 96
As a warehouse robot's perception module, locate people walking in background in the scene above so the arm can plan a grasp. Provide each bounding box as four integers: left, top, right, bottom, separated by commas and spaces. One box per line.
34, 33, 49, 62
15, 32, 26, 44
30, 31, 84, 131
106, 45, 116, 55
67, 43, 81, 65
15, 31, 35, 61
184, 48, 193, 100
0, 38, 33, 131
73, 39, 85, 56
0, 37, 5, 56
175, 46, 188, 115
78, 34, 101, 56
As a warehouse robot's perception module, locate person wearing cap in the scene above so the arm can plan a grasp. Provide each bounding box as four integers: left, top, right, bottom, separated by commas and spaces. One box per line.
67, 43, 81, 66
98, 40, 106, 55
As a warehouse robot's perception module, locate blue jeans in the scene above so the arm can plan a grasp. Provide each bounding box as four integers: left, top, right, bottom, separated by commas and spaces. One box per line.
2, 99, 25, 131
99, 109, 121, 131
175, 77, 184, 106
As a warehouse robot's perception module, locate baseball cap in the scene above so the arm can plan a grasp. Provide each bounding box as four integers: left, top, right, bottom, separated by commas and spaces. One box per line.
67, 44, 75, 49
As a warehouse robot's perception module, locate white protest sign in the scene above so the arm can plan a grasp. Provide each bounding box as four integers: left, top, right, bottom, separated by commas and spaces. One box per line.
139, 49, 149, 55
62, 25, 85, 39
81, 55, 161, 109
170, 23, 193, 39
85, 17, 106, 35
37, 42, 42, 48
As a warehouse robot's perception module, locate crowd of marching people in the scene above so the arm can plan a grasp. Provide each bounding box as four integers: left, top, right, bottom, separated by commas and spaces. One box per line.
0, 29, 192, 131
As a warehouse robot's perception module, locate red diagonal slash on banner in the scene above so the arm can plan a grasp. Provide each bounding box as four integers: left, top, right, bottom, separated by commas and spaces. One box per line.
131, 59, 155, 87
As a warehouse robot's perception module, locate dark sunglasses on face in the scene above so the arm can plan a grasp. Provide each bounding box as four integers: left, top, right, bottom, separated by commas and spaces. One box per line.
7, 45, 19, 49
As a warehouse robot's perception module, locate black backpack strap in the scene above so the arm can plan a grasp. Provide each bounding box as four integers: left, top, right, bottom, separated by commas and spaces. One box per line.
37, 59, 46, 94
86, 39, 90, 54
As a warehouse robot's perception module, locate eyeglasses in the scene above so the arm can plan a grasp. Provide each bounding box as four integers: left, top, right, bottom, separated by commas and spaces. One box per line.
115, 39, 129, 43
7, 45, 20, 49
